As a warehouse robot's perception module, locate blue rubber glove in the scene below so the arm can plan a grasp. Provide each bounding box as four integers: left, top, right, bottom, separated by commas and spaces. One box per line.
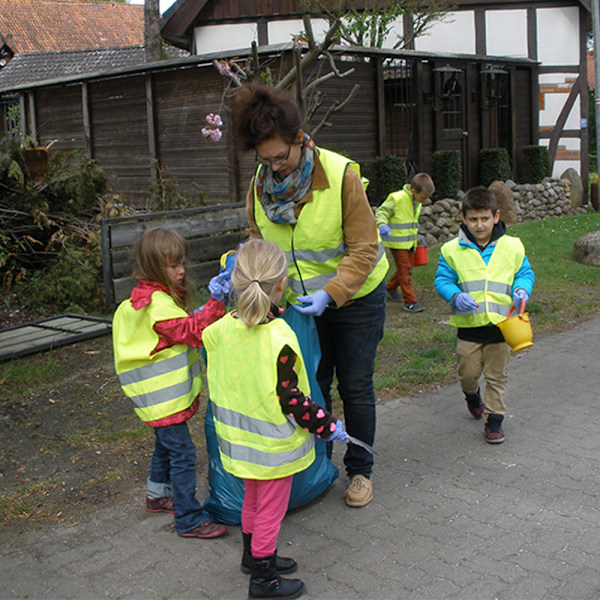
208, 272, 230, 302
378, 224, 391, 239
454, 292, 479, 312
293, 289, 332, 317
513, 288, 529, 311
327, 419, 349, 443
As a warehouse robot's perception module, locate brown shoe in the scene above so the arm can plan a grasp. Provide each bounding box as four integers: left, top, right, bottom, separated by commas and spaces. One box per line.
178, 519, 227, 539
344, 475, 373, 507
146, 496, 175, 514
464, 389, 484, 419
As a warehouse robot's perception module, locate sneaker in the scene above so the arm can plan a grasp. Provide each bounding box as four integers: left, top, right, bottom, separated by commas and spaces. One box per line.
146, 496, 175, 514
404, 302, 425, 312
484, 414, 505, 444
386, 289, 402, 302
178, 519, 227, 539
464, 389, 484, 419
344, 475, 373, 507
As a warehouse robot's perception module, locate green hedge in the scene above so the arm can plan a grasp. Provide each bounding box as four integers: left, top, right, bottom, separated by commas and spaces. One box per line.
431, 150, 461, 199
520, 145, 551, 183
479, 148, 511, 187
364, 155, 407, 206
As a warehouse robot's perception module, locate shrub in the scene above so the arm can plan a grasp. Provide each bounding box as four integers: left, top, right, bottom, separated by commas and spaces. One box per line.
479, 148, 511, 187
364, 155, 407, 206
520, 145, 551, 184
431, 150, 461, 199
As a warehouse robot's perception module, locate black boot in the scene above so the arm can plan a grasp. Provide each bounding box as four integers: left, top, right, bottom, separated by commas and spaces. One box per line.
464, 388, 484, 419
248, 554, 304, 600
241, 532, 297, 575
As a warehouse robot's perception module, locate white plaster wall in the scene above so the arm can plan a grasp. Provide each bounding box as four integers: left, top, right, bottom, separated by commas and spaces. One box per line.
536, 6, 580, 66
267, 19, 329, 45
539, 139, 581, 178
485, 9, 527, 58
414, 11, 475, 55
194, 23, 257, 54
540, 94, 581, 130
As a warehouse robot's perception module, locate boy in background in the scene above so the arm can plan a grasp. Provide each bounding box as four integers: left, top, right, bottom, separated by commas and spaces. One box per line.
434, 187, 534, 443
376, 172, 435, 312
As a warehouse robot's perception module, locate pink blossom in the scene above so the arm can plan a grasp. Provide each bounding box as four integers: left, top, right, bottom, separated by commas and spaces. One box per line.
218, 61, 232, 76
206, 113, 223, 127
209, 128, 222, 142
201, 127, 212, 139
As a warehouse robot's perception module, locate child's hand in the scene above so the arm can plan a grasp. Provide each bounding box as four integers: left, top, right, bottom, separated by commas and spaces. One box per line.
454, 292, 479, 311
208, 273, 230, 302
512, 288, 529, 311
378, 224, 391, 239
327, 419, 349, 443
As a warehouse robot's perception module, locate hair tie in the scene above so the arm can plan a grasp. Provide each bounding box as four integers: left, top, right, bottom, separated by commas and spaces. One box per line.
251, 279, 260, 284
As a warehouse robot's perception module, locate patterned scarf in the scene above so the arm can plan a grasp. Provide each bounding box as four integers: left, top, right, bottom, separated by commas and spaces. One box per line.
255, 133, 315, 224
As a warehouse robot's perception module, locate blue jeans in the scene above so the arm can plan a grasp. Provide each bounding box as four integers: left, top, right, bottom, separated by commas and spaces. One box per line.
315, 280, 386, 478
148, 421, 209, 534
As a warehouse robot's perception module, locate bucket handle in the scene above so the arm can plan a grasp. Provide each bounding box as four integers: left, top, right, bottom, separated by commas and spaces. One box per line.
417, 234, 427, 247
507, 301, 526, 319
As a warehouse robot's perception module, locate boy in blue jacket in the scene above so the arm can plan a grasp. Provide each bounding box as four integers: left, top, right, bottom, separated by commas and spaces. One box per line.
434, 187, 534, 443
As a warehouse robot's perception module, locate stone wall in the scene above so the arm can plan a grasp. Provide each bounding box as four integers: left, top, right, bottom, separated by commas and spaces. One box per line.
418, 178, 588, 248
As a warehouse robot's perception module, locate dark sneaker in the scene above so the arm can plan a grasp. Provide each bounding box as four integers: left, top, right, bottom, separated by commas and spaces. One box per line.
404, 302, 425, 312
485, 414, 505, 444
386, 289, 402, 302
178, 520, 227, 539
464, 389, 484, 419
146, 496, 175, 514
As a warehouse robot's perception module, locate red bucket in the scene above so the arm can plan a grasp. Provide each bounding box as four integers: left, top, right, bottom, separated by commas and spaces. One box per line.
414, 237, 428, 266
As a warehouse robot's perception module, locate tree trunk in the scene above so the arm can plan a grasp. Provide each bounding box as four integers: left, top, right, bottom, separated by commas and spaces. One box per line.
144, 0, 162, 62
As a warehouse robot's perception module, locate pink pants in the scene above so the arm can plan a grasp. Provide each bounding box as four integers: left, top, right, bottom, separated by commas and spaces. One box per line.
242, 476, 293, 558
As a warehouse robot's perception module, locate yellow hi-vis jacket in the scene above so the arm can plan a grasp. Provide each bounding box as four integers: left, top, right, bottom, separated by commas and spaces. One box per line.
441, 235, 525, 328
203, 313, 315, 480
254, 147, 388, 306
112, 291, 202, 424
381, 185, 421, 250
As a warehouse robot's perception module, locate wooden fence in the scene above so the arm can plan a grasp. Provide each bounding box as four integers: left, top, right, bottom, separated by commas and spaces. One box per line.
101, 203, 248, 308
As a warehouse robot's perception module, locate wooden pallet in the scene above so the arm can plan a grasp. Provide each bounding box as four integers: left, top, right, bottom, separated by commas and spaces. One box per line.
0, 314, 112, 362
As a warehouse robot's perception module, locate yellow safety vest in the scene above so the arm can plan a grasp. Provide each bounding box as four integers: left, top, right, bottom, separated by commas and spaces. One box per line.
203, 313, 315, 480
254, 147, 388, 306
441, 235, 525, 328
112, 291, 202, 424
383, 185, 422, 250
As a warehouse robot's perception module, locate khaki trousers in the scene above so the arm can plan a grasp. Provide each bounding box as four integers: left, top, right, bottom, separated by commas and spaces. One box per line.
456, 339, 511, 417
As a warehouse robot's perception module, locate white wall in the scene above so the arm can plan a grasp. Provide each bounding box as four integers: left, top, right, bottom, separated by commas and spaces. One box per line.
537, 6, 580, 65
486, 9, 528, 58
267, 18, 329, 45
414, 12, 475, 55
194, 23, 257, 54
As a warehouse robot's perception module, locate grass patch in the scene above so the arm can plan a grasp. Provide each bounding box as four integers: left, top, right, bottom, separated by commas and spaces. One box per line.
0, 357, 63, 387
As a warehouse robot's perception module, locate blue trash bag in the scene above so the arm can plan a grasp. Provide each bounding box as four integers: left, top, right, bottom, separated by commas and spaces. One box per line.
203, 308, 339, 525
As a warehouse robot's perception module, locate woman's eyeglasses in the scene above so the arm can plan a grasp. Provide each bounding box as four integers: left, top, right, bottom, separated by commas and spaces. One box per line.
255, 144, 292, 168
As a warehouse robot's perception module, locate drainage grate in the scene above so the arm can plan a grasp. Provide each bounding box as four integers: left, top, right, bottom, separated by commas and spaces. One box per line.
0, 314, 112, 362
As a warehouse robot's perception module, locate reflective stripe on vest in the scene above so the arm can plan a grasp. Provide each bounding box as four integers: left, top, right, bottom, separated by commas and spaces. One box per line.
112, 291, 202, 423
441, 235, 525, 327
203, 313, 315, 480
254, 147, 388, 305
383, 185, 422, 249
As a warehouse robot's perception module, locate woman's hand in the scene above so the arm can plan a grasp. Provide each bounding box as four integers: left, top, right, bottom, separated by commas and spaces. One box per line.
293, 289, 332, 317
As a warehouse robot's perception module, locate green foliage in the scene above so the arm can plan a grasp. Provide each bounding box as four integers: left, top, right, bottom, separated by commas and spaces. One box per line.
0, 138, 110, 313
479, 147, 511, 187
520, 145, 551, 184
431, 150, 461, 199
364, 155, 407, 206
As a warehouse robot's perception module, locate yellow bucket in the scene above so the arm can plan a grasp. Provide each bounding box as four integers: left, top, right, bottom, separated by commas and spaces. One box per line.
497, 306, 534, 353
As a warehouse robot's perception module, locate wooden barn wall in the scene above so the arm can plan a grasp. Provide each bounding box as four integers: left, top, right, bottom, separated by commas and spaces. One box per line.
465, 63, 482, 190
89, 75, 151, 205
416, 61, 435, 177
34, 85, 85, 155
513, 65, 535, 182
313, 60, 378, 167
153, 65, 232, 204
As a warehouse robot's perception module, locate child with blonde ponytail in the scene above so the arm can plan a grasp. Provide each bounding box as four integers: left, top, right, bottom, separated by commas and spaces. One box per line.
203, 238, 348, 600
